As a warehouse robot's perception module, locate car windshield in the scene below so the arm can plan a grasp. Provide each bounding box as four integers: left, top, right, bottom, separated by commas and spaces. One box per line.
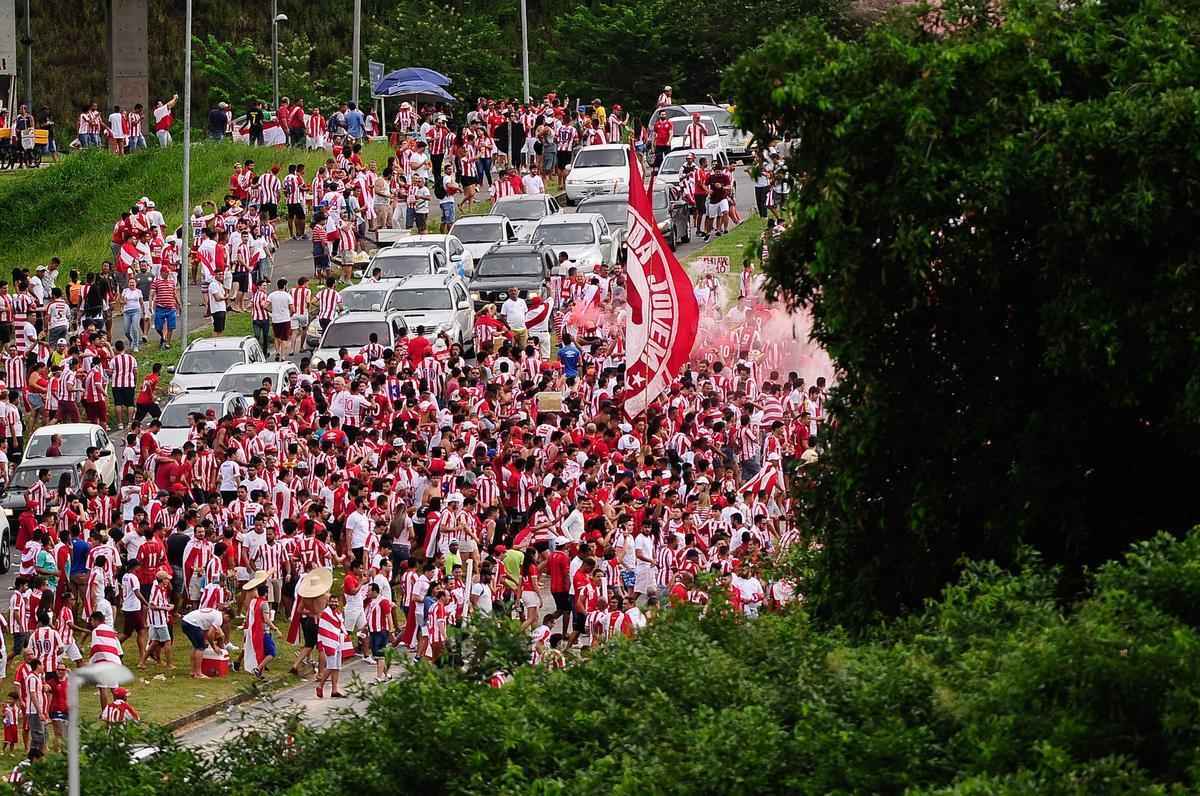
535, 224, 596, 245
659, 154, 692, 174
161, 402, 222, 428
372, 254, 430, 278
9, 465, 76, 491
25, 433, 92, 458
389, 289, 453, 311
476, 256, 543, 277
176, 348, 244, 375
319, 321, 390, 348
573, 149, 626, 168
702, 109, 733, 128
217, 372, 278, 396
451, 222, 502, 243
672, 118, 717, 135
580, 202, 626, 227
342, 289, 390, 312
495, 199, 548, 222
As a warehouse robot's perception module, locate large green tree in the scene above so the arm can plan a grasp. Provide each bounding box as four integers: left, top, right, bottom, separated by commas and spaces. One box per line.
725, 0, 1200, 624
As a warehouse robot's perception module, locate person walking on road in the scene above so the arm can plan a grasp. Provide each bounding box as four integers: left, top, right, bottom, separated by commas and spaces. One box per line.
266, 279, 295, 362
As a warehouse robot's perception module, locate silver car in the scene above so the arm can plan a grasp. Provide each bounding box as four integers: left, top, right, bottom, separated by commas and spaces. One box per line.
168, 336, 266, 395
387, 274, 476, 355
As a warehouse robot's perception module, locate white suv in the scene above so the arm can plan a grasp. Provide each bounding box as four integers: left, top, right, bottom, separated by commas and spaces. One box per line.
388, 274, 476, 356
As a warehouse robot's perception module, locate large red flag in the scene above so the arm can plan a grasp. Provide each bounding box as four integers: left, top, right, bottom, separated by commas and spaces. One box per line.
623, 146, 699, 418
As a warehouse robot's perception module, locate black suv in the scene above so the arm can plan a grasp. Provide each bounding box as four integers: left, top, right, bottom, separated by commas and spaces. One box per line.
468, 242, 556, 309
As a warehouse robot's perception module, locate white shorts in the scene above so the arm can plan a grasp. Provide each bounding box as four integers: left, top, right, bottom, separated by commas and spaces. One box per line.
344, 608, 366, 632
63, 641, 82, 662
521, 590, 541, 610
187, 579, 202, 602
634, 567, 656, 594
706, 198, 729, 218
293, 314, 309, 330
458, 538, 478, 554
324, 651, 343, 671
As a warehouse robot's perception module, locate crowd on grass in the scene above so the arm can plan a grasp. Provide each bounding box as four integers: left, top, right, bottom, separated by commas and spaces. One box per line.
0, 87, 822, 791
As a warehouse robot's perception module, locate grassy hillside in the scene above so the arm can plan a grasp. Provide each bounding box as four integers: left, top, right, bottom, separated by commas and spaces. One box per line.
0, 141, 390, 276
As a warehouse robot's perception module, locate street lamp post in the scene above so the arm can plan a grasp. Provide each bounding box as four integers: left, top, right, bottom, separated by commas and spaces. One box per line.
181, 0, 192, 351
22, 0, 31, 106
351, 0, 361, 106
519, 0, 530, 104
272, 2, 287, 109
68, 663, 134, 796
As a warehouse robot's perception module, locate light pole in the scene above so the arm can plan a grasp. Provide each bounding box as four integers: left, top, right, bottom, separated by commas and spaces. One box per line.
22, 0, 31, 106
181, 0, 192, 351
272, 6, 288, 109
69, 663, 134, 796
519, 0, 530, 104
351, 0, 361, 106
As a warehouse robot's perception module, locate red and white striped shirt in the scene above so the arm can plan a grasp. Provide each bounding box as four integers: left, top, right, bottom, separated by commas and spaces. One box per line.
83, 367, 107, 403
365, 596, 394, 632
291, 285, 312, 317
110, 352, 138, 389
151, 278, 177, 309
315, 287, 342, 321
259, 172, 282, 205
100, 699, 140, 724
89, 623, 123, 665
428, 126, 453, 155
29, 625, 61, 673
284, 173, 306, 205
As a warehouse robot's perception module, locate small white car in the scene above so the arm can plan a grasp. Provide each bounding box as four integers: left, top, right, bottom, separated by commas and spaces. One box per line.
385, 234, 475, 277
564, 144, 630, 204
492, 194, 564, 240
215, 362, 300, 398
650, 104, 751, 160
168, 336, 267, 395
24, 423, 118, 486
450, 215, 521, 263
311, 311, 410, 366
156, 391, 249, 450
388, 274, 476, 355
363, 245, 448, 280
527, 213, 620, 275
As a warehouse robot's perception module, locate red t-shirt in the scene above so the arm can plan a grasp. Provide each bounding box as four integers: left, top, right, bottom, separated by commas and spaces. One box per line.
136, 373, 158, 406
653, 119, 673, 146
547, 550, 570, 593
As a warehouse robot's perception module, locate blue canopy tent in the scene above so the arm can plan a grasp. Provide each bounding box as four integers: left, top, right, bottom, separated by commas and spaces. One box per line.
373, 70, 457, 140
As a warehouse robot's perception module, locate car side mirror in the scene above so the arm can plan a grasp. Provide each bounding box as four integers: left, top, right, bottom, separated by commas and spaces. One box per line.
600, 235, 613, 245
167, 366, 175, 373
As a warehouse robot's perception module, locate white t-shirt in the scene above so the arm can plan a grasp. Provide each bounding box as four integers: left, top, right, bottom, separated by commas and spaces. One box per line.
183, 607, 223, 630
121, 287, 145, 314
108, 112, 127, 140
522, 174, 545, 194
121, 572, 142, 612
471, 582, 493, 615
730, 574, 765, 616
218, 460, 240, 492
372, 573, 392, 603
209, 281, 227, 313
267, 289, 293, 323
633, 533, 654, 571
501, 297, 528, 328
346, 510, 371, 549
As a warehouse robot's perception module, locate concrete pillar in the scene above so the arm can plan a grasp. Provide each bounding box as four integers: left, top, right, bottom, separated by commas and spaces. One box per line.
107, 0, 148, 134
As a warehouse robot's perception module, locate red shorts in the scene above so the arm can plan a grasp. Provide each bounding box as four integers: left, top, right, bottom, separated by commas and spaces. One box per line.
273, 322, 291, 341
83, 399, 107, 425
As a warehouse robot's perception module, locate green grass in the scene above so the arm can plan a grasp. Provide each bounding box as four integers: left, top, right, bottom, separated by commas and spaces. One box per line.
0, 140, 391, 276
684, 215, 766, 306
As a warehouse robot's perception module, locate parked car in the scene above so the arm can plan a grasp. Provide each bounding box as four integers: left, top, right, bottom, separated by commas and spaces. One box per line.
362, 245, 448, 280
492, 194, 563, 240
385, 234, 475, 277
0, 508, 10, 573
339, 279, 409, 313
578, 186, 690, 252
667, 115, 723, 156
649, 104, 751, 160
215, 362, 300, 398
449, 215, 521, 263
156, 391, 249, 450
387, 274, 476, 355
2, 457, 89, 524
654, 148, 730, 189
311, 311, 410, 366
468, 242, 556, 308
168, 336, 266, 395
527, 213, 620, 275
563, 144, 630, 204
23, 423, 118, 486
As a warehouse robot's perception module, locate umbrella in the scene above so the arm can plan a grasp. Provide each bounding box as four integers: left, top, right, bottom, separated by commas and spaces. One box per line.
374, 68, 452, 96
374, 79, 457, 104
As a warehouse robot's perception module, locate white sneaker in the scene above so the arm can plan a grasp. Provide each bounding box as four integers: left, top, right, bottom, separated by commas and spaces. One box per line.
363, 656, 377, 664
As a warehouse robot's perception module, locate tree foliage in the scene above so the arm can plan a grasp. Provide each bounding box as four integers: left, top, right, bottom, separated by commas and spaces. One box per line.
725, 0, 1200, 625
15, 530, 1200, 793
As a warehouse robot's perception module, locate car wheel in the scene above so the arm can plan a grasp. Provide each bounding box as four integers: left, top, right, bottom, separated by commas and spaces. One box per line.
0, 522, 11, 575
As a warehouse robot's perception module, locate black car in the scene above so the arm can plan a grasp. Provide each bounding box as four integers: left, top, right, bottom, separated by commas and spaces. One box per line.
578, 187, 691, 253
468, 242, 556, 308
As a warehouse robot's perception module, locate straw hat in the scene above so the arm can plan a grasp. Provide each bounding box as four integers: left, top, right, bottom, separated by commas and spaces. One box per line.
243, 570, 270, 591
296, 567, 334, 599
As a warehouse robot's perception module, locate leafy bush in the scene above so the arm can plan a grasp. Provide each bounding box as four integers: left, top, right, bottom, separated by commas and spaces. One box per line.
18, 529, 1200, 794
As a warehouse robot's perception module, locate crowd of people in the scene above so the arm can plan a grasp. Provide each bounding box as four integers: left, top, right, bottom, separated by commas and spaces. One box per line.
0, 83, 822, 791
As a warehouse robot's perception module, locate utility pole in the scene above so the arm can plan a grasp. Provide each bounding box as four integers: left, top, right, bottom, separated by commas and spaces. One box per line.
22, 0, 30, 106
272, 0, 279, 108
519, 0, 530, 103
181, 0, 192, 350
351, 0, 361, 106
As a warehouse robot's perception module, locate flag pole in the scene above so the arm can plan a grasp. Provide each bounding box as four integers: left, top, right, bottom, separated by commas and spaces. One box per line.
180, 0, 192, 352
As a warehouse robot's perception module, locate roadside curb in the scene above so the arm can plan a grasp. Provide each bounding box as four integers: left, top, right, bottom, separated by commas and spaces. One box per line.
166, 660, 370, 735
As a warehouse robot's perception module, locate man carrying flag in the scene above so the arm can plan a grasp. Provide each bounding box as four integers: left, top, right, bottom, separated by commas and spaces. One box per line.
623, 145, 700, 418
